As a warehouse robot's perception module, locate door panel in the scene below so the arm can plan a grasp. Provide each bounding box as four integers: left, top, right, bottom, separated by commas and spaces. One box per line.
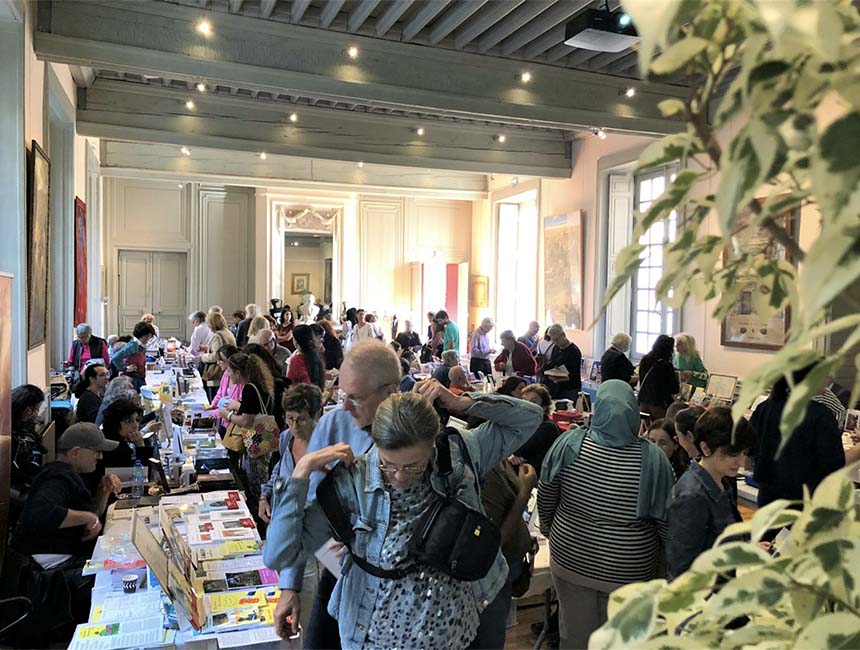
152, 252, 187, 339
117, 251, 152, 333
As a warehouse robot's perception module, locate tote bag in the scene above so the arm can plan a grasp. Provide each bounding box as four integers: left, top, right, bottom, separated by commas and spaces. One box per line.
225, 383, 278, 458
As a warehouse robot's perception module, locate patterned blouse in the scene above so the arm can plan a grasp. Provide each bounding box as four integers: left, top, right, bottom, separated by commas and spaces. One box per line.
363, 475, 479, 650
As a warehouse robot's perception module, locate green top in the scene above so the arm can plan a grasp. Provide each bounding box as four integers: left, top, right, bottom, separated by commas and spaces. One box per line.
443, 321, 460, 351
674, 352, 708, 389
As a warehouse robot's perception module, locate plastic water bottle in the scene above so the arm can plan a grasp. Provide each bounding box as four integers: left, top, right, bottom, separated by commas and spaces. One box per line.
131, 460, 145, 499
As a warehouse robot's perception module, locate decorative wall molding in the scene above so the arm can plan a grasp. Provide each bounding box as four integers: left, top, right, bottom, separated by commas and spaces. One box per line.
275, 205, 339, 234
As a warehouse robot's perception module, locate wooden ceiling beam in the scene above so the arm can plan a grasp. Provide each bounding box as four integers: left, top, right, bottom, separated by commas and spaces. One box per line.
34, 0, 684, 134
79, 79, 573, 177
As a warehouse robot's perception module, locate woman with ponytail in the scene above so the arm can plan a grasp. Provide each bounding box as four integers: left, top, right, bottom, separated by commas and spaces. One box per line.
287, 324, 326, 390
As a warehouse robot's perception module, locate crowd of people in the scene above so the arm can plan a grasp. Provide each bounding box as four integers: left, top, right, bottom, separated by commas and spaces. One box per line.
6, 300, 859, 649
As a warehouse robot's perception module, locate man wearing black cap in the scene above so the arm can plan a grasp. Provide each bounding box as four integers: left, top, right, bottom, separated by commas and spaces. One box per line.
12, 423, 123, 629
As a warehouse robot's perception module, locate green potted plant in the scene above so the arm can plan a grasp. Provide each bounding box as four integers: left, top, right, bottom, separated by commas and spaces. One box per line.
595, 0, 860, 646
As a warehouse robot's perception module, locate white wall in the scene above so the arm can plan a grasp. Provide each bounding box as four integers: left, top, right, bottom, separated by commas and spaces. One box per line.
102, 177, 253, 337
18, 1, 98, 386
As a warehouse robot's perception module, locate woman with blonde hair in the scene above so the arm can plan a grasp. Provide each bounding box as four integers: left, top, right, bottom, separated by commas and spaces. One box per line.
140, 313, 163, 357
265, 381, 543, 647
247, 314, 271, 345
200, 311, 237, 397
674, 333, 708, 390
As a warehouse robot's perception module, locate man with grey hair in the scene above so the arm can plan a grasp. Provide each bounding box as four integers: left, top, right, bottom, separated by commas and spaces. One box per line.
468, 317, 495, 377
518, 320, 541, 354
188, 311, 212, 355
431, 349, 460, 388
65, 324, 110, 377
265, 340, 401, 648
601, 331, 636, 384
258, 328, 292, 376
235, 303, 259, 347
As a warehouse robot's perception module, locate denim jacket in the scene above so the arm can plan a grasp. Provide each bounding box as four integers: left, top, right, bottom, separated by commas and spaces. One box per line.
264, 393, 543, 650
666, 460, 742, 580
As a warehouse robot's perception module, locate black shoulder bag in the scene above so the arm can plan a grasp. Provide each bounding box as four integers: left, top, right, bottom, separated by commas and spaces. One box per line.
315, 429, 501, 582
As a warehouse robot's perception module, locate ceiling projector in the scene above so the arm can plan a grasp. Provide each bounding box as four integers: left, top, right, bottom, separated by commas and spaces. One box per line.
564, 7, 639, 53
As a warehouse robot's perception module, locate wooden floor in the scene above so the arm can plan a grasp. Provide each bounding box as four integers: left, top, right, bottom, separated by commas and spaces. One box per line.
505, 600, 547, 649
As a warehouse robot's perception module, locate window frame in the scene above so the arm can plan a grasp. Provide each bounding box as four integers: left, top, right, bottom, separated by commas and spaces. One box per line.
630, 164, 680, 360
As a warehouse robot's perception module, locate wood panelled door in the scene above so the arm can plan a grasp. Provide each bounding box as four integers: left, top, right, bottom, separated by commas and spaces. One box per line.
117, 250, 187, 339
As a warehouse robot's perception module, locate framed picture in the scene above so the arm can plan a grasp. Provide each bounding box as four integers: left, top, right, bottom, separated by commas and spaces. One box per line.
27, 141, 50, 349
471, 275, 489, 309
74, 197, 87, 325
544, 211, 584, 330
589, 360, 602, 382
290, 273, 310, 295
720, 198, 799, 350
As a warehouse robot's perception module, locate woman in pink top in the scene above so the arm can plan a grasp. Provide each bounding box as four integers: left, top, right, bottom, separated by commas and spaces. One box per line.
208, 344, 241, 435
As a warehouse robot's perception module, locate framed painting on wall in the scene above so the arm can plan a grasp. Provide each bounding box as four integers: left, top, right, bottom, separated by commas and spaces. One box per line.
74, 197, 87, 325
27, 141, 50, 349
471, 275, 489, 309
543, 211, 584, 330
720, 199, 799, 350
291, 273, 310, 295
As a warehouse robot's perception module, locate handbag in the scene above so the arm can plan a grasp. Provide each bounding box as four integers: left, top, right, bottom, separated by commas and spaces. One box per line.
201, 333, 225, 383
316, 429, 501, 582
224, 383, 279, 458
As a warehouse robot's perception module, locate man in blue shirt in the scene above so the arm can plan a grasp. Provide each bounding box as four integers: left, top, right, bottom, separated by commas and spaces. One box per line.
265, 340, 401, 646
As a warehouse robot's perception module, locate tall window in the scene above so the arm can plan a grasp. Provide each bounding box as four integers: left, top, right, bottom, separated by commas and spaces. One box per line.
496, 193, 538, 336
631, 167, 677, 357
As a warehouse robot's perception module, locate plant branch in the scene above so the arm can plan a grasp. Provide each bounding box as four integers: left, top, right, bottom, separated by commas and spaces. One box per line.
786, 577, 860, 619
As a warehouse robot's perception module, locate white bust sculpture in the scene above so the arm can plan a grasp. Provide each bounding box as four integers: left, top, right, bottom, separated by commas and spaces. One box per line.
298, 292, 319, 323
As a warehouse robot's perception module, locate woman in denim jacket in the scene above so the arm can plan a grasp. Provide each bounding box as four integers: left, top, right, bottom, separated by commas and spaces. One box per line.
265, 380, 543, 649
666, 407, 756, 580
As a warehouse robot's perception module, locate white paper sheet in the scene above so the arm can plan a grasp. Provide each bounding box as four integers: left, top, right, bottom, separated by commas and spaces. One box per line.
314, 538, 343, 579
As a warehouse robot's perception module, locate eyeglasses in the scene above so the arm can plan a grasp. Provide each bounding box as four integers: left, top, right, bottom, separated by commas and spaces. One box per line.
377, 461, 429, 477
339, 384, 392, 409
284, 413, 313, 426
96, 372, 110, 378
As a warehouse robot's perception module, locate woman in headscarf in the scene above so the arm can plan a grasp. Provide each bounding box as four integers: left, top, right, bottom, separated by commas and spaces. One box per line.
537, 380, 674, 649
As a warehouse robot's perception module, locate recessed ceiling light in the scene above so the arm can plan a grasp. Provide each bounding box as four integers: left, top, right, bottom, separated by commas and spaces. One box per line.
196, 20, 211, 35
624, 87, 636, 98
292, 241, 300, 246
496, 134, 507, 143
521, 71, 532, 83
357, 161, 364, 168
289, 112, 298, 123
259, 152, 267, 160
596, 128, 607, 140
416, 127, 425, 136
511, 177, 519, 186
185, 100, 195, 110
196, 82, 206, 92
347, 46, 359, 59
180, 146, 191, 156
177, 183, 183, 189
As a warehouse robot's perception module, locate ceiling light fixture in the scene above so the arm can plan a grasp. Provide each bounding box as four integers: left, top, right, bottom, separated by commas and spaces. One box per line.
259, 152, 267, 160
624, 87, 636, 98
347, 46, 359, 59
415, 127, 425, 136
511, 177, 519, 186
196, 19, 211, 35
496, 134, 507, 144
180, 146, 191, 156
289, 112, 298, 123
178, 183, 183, 189
196, 82, 206, 92
185, 100, 195, 110
595, 128, 607, 139
520, 71, 532, 83
357, 161, 364, 168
